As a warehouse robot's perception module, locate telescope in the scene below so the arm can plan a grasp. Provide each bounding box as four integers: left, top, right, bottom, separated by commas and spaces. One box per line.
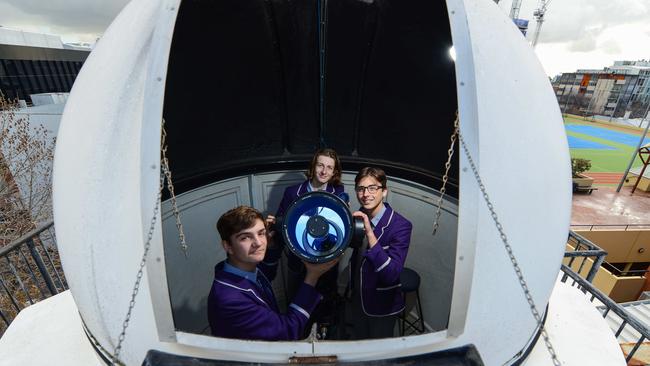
275, 191, 365, 263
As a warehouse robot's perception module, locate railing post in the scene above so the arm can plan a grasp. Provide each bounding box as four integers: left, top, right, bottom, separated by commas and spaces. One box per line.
0, 221, 62, 337
626, 335, 646, 362
5, 257, 34, 305
586, 254, 606, 283
0, 276, 21, 312
26, 238, 58, 296
561, 263, 650, 362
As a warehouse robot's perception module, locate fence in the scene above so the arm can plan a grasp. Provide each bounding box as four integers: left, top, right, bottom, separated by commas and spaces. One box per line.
570, 224, 650, 231
0, 221, 66, 336
562, 230, 650, 363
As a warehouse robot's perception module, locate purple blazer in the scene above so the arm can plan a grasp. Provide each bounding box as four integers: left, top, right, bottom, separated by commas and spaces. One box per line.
352, 203, 412, 317
276, 179, 345, 217
208, 261, 322, 340
274, 179, 345, 271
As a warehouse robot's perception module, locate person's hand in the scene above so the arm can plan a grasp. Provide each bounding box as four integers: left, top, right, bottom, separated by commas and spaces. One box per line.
303, 258, 340, 287
352, 211, 371, 232
352, 211, 378, 248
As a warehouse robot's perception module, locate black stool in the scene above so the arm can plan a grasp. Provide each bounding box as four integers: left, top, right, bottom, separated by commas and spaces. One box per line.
399, 267, 425, 336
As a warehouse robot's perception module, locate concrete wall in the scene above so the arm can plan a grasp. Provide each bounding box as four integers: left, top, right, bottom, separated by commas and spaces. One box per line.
563, 249, 645, 303
574, 230, 650, 264
568, 230, 650, 302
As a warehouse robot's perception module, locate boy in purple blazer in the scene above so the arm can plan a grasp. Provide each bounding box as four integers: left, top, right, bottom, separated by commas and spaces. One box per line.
348, 167, 412, 339
266, 148, 345, 336
208, 206, 337, 340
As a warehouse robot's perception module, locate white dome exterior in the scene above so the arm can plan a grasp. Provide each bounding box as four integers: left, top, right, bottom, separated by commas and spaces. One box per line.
52, 0, 570, 365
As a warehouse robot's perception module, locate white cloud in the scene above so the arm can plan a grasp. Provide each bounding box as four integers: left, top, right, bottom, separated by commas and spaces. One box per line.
600, 39, 622, 55
0, 0, 128, 43
496, 0, 650, 76
506, 0, 650, 44
535, 21, 650, 76
566, 28, 599, 52
0, 0, 647, 77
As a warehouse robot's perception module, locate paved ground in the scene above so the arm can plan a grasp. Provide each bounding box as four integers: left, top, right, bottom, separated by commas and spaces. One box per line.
571, 186, 650, 226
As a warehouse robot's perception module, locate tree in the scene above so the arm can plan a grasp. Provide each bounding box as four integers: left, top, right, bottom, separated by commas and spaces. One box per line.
0, 94, 55, 244
0, 94, 63, 337
571, 158, 591, 178
629, 99, 650, 120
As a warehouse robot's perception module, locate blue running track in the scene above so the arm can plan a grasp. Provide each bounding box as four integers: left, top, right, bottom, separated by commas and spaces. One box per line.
565, 124, 650, 147
566, 135, 617, 150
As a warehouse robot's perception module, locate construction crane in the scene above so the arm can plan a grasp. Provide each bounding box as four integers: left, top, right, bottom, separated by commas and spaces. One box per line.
531, 0, 550, 48
509, 0, 523, 19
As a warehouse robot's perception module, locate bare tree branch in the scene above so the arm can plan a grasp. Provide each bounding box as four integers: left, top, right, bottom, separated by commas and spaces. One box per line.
0, 94, 55, 244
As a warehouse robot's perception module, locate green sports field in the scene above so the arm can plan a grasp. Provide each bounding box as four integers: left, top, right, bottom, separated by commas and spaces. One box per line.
564, 115, 648, 173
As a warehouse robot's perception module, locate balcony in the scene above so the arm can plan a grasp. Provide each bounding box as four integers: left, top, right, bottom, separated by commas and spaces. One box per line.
563, 230, 650, 364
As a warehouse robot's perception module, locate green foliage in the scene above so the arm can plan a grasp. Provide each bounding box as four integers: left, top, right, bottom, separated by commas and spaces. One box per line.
571, 158, 592, 178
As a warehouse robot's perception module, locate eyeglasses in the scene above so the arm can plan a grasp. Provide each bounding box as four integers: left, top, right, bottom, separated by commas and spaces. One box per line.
355, 185, 384, 194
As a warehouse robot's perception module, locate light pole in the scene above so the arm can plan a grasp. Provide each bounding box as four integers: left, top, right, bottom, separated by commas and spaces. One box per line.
640, 100, 650, 128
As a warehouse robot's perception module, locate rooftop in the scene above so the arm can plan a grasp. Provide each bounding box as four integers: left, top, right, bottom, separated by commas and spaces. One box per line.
571, 186, 650, 227
0, 27, 91, 50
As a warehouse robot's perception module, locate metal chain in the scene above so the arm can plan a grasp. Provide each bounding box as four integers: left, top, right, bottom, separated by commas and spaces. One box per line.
110, 168, 164, 365
160, 119, 188, 257
457, 125, 561, 366
432, 114, 459, 236
111, 120, 186, 364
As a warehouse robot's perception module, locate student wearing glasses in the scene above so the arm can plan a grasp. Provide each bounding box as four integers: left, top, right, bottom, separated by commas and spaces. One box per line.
208, 206, 338, 340
347, 167, 412, 339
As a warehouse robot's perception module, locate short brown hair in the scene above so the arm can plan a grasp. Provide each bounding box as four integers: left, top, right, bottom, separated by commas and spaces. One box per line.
306, 148, 342, 186
355, 167, 387, 188
216, 206, 265, 243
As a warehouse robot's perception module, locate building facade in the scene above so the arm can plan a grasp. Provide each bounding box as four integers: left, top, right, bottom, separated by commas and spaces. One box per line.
0, 28, 90, 105
552, 60, 650, 119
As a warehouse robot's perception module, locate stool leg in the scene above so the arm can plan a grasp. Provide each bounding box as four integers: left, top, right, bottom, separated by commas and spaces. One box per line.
416, 289, 425, 333
400, 292, 405, 336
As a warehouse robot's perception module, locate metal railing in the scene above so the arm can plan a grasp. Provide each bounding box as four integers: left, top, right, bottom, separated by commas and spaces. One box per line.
566, 228, 650, 277
0, 221, 67, 335
571, 224, 650, 231
560, 265, 650, 363
563, 231, 608, 283
602, 266, 649, 277
562, 230, 650, 363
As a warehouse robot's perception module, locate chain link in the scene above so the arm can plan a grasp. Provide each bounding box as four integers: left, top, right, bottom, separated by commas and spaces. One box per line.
110, 168, 164, 365
457, 121, 561, 366
109, 115, 559, 364
161, 119, 189, 257
432, 114, 459, 236
110, 120, 187, 364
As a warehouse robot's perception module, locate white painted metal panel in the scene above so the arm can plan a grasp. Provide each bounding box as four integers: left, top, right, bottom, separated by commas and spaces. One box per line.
162, 177, 250, 334
50, 0, 575, 364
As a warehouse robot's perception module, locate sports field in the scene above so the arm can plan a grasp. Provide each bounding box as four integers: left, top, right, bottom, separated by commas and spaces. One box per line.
564, 115, 649, 174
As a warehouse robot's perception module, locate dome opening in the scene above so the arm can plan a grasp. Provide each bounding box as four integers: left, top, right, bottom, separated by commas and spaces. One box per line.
158, 0, 459, 346
162, 0, 458, 194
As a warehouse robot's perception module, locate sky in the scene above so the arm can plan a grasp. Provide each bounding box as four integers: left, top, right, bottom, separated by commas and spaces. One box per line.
0, 0, 648, 77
